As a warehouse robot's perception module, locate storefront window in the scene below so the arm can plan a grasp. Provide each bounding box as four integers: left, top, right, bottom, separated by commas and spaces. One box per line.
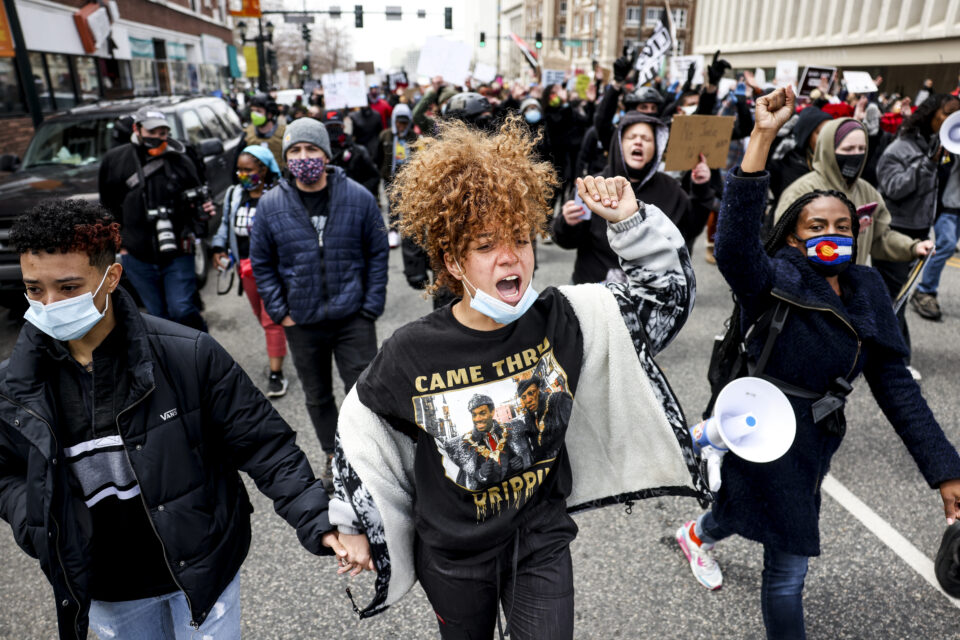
29, 52, 54, 112
75, 57, 101, 103
46, 54, 76, 110
0, 58, 25, 115
168, 60, 190, 94
98, 58, 133, 99
132, 59, 158, 96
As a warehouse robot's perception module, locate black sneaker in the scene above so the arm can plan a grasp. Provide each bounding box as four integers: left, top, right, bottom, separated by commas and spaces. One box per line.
266, 371, 288, 398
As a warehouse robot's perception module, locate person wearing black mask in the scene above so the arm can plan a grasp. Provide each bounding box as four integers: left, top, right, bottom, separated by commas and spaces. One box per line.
348, 102, 384, 162
324, 113, 380, 197
767, 106, 832, 213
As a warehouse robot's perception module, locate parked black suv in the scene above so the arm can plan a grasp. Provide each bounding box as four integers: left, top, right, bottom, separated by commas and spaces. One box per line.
0, 96, 244, 307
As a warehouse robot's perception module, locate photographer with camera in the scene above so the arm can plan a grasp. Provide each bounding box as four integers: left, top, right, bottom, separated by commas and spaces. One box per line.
99, 107, 215, 331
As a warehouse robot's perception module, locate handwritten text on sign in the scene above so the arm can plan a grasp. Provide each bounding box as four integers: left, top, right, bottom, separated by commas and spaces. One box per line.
663, 115, 736, 172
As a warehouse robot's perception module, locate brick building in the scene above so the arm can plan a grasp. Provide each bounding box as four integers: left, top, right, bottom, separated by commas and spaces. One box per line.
1, 0, 237, 157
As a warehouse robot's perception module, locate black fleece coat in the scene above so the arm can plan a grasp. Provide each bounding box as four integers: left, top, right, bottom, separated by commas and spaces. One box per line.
714, 171, 960, 556
0, 288, 331, 639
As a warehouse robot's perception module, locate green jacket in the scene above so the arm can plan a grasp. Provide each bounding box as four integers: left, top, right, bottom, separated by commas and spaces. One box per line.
774, 118, 916, 265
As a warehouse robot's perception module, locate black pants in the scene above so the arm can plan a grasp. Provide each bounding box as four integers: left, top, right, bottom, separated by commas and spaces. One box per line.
415, 506, 577, 640
873, 226, 928, 364
283, 314, 377, 454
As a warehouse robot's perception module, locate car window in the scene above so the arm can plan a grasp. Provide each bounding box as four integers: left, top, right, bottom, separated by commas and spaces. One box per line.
197, 105, 227, 140
21, 118, 112, 168
210, 99, 242, 136
179, 108, 208, 146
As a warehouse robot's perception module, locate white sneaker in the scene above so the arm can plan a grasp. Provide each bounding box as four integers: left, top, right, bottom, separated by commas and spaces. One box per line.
388, 230, 400, 249
676, 520, 723, 590
907, 365, 922, 382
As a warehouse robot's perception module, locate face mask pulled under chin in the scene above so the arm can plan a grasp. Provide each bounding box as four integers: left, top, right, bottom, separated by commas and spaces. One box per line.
455, 261, 538, 325
24, 269, 112, 342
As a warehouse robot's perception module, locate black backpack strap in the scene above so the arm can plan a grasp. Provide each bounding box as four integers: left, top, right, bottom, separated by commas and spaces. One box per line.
748, 301, 789, 377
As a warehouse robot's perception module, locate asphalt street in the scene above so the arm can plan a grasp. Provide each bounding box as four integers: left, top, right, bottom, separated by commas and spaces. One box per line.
1, 226, 959, 639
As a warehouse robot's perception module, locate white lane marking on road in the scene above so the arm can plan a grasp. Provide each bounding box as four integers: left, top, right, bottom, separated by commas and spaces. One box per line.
822, 474, 960, 608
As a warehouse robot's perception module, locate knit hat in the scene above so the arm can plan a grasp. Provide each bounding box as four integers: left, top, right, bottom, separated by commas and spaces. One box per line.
519, 97, 541, 113
834, 119, 863, 146
282, 117, 332, 160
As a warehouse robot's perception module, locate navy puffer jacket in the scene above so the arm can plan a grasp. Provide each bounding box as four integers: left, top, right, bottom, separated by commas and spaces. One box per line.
713, 171, 960, 557
250, 166, 389, 325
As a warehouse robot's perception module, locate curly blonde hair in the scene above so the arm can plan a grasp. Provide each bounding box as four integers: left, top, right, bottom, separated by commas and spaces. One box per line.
389, 114, 558, 296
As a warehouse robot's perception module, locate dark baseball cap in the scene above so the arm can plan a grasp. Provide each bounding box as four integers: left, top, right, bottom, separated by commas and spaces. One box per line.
134, 107, 169, 130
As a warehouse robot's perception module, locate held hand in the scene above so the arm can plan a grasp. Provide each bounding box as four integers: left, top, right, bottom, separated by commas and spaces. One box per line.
212, 252, 228, 270
281, 315, 296, 327
576, 176, 639, 224
202, 201, 216, 216
940, 478, 960, 524
691, 153, 711, 184
338, 532, 375, 577
753, 86, 796, 135
915, 240, 935, 257
561, 199, 588, 225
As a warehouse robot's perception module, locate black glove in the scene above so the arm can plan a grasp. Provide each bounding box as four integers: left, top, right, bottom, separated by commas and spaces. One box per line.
707, 50, 731, 87
613, 55, 632, 83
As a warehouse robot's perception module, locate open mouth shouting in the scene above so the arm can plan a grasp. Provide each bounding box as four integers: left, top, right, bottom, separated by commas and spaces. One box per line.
495, 274, 523, 304
629, 148, 645, 163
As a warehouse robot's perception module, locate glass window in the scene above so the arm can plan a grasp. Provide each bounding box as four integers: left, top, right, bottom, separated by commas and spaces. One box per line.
29, 52, 54, 112
645, 7, 664, 26
21, 118, 113, 168
168, 60, 190, 94
626, 7, 641, 24
672, 9, 687, 29
132, 59, 158, 96
46, 54, 77, 110
197, 105, 227, 140
0, 58, 25, 115
98, 59, 134, 99
210, 99, 242, 136
74, 57, 100, 103
178, 108, 208, 145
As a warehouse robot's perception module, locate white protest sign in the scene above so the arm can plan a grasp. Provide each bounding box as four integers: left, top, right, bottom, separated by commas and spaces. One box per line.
717, 78, 738, 99
669, 55, 704, 85
754, 68, 766, 86
843, 71, 878, 94
472, 62, 497, 84
321, 71, 368, 109
542, 69, 566, 86
416, 36, 472, 86
774, 60, 799, 87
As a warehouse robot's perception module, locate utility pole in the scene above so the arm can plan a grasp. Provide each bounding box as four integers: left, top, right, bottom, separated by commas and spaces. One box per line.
3, 0, 42, 128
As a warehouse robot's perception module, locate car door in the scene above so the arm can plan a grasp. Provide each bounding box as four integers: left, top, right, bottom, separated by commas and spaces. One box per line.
195, 103, 236, 202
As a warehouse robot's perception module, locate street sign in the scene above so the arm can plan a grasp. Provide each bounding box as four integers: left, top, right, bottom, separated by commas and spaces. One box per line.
385, 6, 401, 20
564, 39, 582, 47
284, 14, 314, 24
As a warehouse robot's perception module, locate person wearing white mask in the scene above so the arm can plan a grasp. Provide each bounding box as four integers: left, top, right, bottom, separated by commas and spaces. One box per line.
322, 115, 708, 639
2, 199, 341, 639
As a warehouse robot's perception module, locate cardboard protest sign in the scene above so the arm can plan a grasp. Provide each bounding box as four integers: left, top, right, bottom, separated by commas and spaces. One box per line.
664, 115, 736, 171
472, 62, 497, 84
574, 74, 591, 98
668, 55, 704, 86
416, 36, 472, 86
842, 71, 878, 94
798, 65, 836, 96
355, 61, 375, 74
542, 69, 566, 86
775, 60, 799, 87
321, 71, 368, 109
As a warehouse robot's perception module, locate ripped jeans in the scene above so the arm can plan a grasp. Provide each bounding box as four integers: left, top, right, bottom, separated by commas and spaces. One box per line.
88, 571, 240, 639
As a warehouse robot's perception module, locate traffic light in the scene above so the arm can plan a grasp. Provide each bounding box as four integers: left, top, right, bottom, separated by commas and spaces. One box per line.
301, 24, 311, 43
301, 59, 309, 72
535, 31, 543, 49
355, 5, 363, 28
444, 7, 452, 29
479, 32, 486, 47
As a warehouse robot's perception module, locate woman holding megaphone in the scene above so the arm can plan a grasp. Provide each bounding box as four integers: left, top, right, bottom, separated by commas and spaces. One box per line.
675, 85, 960, 640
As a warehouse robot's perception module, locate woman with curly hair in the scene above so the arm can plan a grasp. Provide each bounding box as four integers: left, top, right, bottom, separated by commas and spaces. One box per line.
674, 87, 960, 640
323, 115, 708, 638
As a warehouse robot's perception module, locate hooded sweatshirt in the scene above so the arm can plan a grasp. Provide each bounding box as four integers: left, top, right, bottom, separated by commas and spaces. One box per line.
553, 113, 708, 283
876, 127, 941, 231
767, 107, 832, 208
775, 117, 917, 265
377, 103, 418, 181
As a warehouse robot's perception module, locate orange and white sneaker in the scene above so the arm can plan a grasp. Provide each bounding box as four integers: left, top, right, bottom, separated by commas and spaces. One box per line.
676, 520, 723, 590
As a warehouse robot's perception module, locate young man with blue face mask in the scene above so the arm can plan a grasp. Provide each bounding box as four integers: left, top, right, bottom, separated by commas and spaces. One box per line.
321, 116, 708, 638
2, 199, 344, 639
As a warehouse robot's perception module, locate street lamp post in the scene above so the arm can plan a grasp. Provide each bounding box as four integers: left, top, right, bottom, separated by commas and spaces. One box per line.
237, 19, 274, 92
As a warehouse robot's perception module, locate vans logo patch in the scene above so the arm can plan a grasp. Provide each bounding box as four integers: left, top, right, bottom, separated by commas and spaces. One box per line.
160, 409, 178, 421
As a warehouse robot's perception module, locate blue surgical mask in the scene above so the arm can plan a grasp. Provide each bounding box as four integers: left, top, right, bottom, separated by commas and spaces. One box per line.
524, 109, 542, 124
24, 268, 111, 341
456, 261, 538, 325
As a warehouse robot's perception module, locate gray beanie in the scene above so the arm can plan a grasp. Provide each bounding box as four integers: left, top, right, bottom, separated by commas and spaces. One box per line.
282, 117, 332, 160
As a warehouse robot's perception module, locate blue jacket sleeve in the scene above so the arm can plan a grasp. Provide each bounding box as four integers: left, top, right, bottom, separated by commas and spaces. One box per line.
714, 171, 776, 319
211, 186, 233, 251
360, 198, 390, 317
863, 343, 960, 488
249, 198, 289, 323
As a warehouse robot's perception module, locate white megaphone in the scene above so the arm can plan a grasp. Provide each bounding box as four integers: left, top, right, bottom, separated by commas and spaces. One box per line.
941, 110, 960, 155
689, 377, 796, 492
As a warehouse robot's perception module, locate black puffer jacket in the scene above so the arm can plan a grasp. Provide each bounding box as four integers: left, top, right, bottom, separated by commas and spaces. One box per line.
0, 288, 331, 639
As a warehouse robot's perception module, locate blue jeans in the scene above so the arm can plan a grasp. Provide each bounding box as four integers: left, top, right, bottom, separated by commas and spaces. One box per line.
88, 571, 240, 639
121, 253, 207, 331
917, 212, 959, 295
698, 510, 809, 640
